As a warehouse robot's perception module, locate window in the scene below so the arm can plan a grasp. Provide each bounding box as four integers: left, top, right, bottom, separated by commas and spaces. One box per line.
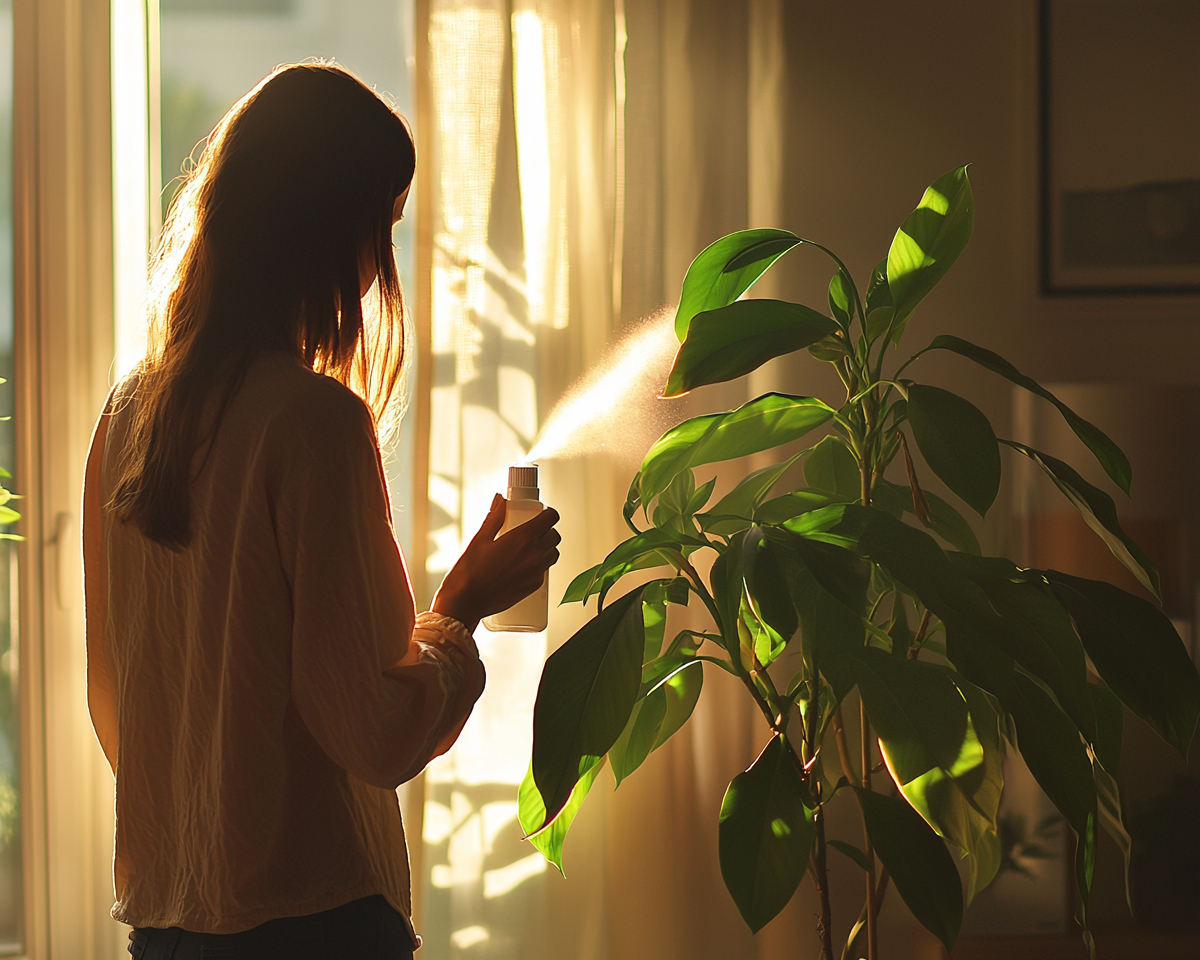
113, 0, 419, 542
0, 0, 20, 952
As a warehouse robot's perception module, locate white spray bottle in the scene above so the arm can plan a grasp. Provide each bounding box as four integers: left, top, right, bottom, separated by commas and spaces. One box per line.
483, 464, 549, 633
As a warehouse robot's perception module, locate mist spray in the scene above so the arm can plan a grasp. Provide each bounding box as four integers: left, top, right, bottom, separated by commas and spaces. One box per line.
483, 464, 549, 633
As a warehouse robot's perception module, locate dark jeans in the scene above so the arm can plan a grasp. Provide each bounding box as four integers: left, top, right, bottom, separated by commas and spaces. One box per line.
127, 895, 415, 960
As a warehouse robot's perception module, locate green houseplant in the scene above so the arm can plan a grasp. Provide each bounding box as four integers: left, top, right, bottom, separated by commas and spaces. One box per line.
517, 166, 1200, 959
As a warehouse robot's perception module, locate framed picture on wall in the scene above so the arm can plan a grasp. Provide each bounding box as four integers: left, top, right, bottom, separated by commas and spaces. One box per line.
1040, 0, 1200, 295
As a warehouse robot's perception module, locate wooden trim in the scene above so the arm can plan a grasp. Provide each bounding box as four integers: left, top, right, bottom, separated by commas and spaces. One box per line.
405, 0, 433, 933
411, 0, 433, 614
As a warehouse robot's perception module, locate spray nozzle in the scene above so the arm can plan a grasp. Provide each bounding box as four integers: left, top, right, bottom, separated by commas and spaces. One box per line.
507, 463, 539, 500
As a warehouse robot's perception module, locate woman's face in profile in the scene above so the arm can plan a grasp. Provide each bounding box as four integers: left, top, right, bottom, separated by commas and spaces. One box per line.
358, 183, 412, 295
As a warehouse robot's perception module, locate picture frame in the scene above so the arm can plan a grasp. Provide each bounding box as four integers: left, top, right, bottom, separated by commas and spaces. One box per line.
1039, 0, 1200, 296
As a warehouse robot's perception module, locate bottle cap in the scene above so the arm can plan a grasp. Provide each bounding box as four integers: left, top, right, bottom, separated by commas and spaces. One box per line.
507, 464, 539, 500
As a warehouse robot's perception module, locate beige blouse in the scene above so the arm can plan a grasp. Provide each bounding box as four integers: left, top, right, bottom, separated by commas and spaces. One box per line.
82, 353, 485, 939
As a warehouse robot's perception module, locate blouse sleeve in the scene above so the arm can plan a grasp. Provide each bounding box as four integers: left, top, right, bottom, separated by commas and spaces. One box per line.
271, 383, 485, 789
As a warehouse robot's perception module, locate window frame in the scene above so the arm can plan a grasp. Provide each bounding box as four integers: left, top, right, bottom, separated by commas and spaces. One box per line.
13, 0, 126, 957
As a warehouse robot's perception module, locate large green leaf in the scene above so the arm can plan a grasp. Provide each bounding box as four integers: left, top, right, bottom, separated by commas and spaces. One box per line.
786, 565, 862, 698
886, 165, 974, 343
875, 478, 980, 555
923, 335, 1132, 494
562, 528, 702, 607
1089, 682, 1131, 909
653, 659, 703, 749
609, 684, 669, 786
852, 648, 969, 785
936, 672, 1005, 902
906, 384, 1000, 517
636, 394, 835, 508
641, 595, 667, 662
519, 757, 605, 874
803, 435, 860, 501
777, 529, 869, 617
710, 532, 747, 651
763, 527, 870, 686
718, 736, 814, 933
664, 300, 838, 396
699, 454, 802, 535
741, 596, 787, 669
828, 839, 871, 872
1045, 572, 1200, 757
832, 507, 1025, 705
1007, 672, 1097, 931
532, 587, 647, 823
902, 748, 1002, 907
828, 270, 855, 328
948, 556, 1095, 744
833, 506, 995, 629
1093, 752, 1132, 912
1087, 682, 1123, 776
780, 503, 856, 548
754, 489, 838, 525
854, 787, 964, 951
743, 528, 799, 643
674, 229, 803, 340
1003, 442, 1160, 600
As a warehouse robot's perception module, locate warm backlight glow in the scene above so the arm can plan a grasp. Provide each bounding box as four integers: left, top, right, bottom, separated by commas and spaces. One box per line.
512, 9, 568, 329
525, 308, 681, 463
111, 0, 155, 378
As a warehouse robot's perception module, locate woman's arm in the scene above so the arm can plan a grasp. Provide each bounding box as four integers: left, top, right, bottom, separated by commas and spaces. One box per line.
276, 384, 557, 788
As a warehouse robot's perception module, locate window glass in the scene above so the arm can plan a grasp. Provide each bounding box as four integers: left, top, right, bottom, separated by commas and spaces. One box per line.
157, 0, 417, 552
0, 0, 22, 953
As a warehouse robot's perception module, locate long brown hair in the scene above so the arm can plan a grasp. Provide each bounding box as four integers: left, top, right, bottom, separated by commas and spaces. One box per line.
111, 63, 415, 549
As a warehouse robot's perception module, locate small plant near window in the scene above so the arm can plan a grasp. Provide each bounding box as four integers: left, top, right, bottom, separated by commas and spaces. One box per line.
518, 166, 1200, 959
0, 378, 19, 542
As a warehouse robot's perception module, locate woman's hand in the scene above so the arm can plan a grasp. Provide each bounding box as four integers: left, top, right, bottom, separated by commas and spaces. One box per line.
431, 494, 561, 632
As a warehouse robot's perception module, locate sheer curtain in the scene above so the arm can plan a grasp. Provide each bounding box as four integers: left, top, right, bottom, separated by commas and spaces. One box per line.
412, 2, 829, 958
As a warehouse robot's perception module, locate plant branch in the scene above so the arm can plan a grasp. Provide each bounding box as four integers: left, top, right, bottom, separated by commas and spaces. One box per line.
741, 673, 782, 736
890, 344, 935, 382
860, 697, 879, 960
831, 708, 859, 785
835, 356, 856, 396
810, 804, 835, 960
867, 589, 890, 625
898, 430, 931, 523
808, 240, 865, 331
908, 608, 933, 660
842, 868, 892, 960
673, 552, 726, 639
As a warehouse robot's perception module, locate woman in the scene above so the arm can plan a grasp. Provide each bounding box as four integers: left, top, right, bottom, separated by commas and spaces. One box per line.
82, 64, 559, 959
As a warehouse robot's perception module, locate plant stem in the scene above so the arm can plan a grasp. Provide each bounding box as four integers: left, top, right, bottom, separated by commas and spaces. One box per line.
898, 431, 931, 524
861, 697, 879, 960
672, 552, 733, 652
859, 395, 877, 508
831, 708, 859, 785
907, 608, 933, 660
811, 800, 835, 960
874, 867, 891, 923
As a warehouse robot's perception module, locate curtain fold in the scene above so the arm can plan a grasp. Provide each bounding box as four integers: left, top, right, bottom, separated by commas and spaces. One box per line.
415, 3, 822, 958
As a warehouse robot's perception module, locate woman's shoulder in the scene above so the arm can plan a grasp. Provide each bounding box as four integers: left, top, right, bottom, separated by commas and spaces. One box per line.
247, 353, 375, 438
